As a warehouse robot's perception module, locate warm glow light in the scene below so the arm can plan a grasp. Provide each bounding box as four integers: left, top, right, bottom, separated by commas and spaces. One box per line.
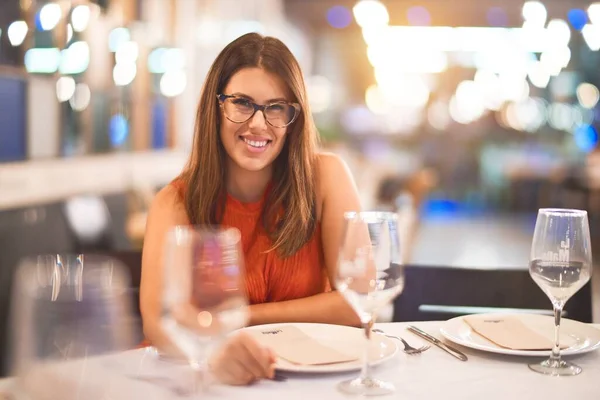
527, 61, 551, 88
499, 73, 530, 102
449, 81, 486, 124
56, 76, 76, 102
368, 46, 448, 73
115, 41, 139, 65
366, 26, 558, 53
59, 41, 90, 75
474, 69, 505, 111
113, 63, 137, 86
546, 19, 571, 47
582, 24, 600, 50
361, 26, 389, 46
377, 74, 430, 107
505, 103, 524, 131
71, 5, 90, 32
473, 50, 534, 76
577, 83, 600, 109
39, 3, 62, 31
66, 23, 73, 43
540, 46, 571, 76
381, 109, 423, 134
353, 0, 389, 28
160, 70, 187, 97
306, 75, 333, 113
522, 1, 547, 28
20, 0, 32, 11
449, 96, 469, 124
512, 97, 546, 132
588, 3, 600, 25
7, 21, 28, 46
69, 83, 91, 111
365, 84, 390, 114
428, 100, 451, 130
549, 102, 575, 131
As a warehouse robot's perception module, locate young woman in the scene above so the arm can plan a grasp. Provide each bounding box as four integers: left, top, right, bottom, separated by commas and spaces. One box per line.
140, 33, 362, 384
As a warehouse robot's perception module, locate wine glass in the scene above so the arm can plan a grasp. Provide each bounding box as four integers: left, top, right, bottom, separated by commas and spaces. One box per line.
529, 208, 592, 376
335, 212, 405, 396
160, 226, 248, 391
9, 254, 135, 399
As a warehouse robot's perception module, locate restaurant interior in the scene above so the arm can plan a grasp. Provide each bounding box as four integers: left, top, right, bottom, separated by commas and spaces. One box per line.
0, 0, 600, 397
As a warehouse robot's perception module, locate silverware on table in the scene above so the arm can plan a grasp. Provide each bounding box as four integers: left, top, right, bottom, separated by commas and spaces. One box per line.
407, 325, 468, 362
270, 372, 288, 382
372, 329, 430, 355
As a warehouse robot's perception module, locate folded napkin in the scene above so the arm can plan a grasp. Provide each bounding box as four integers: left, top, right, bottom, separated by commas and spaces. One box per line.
246, 326, 358, 365
463, 315, 575, 350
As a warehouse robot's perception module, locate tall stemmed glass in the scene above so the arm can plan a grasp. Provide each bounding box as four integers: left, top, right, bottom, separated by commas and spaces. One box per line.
161, 226, 248, 391
9, 254, 135, 399
336, 212, 404, 396
529, 208, 592, 376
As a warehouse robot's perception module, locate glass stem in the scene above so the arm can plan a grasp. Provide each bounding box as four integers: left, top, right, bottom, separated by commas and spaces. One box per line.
360, 319, 373, 381
190, 341, 212, 393
550, 305, 562, 364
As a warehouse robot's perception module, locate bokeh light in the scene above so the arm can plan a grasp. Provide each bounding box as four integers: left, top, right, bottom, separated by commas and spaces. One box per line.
407, 6, 431, 26
567, 9, 588, 31
327, 6, 352, 29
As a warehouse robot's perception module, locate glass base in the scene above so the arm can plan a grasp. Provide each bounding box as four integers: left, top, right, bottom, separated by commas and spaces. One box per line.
528, 359, 582, 376
337, 377, 395, 396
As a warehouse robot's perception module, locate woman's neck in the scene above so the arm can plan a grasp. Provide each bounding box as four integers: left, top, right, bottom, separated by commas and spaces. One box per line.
226, 161, 273, 203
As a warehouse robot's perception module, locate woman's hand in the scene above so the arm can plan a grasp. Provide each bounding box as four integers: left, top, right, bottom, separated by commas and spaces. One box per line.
209, 332, 276, 385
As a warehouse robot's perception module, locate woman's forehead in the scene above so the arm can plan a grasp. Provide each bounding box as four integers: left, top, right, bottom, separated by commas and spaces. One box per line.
224, 67, 291, 103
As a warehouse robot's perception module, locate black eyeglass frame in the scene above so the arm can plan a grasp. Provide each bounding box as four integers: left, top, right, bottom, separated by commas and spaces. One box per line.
216, 94, 301, 128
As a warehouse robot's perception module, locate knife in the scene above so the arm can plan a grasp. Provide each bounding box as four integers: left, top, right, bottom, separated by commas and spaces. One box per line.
407, 325, 468, 361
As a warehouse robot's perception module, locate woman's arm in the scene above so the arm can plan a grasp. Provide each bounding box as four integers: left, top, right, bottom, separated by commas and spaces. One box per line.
248, 153, 362, 327
139, 184, 190, 352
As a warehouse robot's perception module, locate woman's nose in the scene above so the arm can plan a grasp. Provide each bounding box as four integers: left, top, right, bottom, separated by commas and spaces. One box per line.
248, 109, 267, 131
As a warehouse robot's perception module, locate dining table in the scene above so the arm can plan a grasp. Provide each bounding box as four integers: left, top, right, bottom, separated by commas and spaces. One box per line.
0, 320, 599, 400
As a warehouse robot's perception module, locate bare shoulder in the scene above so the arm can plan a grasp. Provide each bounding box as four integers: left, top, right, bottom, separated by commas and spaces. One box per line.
318, 151, 351, 171
147, 183, 189, 227
141, 183, 189, 279
317, 152, 357, 193
316, 152, 360, 219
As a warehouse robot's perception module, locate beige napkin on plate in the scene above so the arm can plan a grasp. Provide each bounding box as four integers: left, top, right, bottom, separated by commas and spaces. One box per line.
463, 315, 573, 350
246, 325, 358, 365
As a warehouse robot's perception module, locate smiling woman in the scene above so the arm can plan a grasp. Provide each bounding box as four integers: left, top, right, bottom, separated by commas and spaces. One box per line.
139, 33, 362, 356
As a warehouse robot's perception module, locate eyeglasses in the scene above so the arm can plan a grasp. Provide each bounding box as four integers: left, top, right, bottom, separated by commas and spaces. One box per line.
217, 94, 301, 128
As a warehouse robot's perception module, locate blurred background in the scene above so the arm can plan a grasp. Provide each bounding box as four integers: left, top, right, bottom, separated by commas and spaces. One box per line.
1, 0, 600, 375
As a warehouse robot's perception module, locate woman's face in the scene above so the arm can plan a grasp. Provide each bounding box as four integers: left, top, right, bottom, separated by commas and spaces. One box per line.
219, 67, 292, 173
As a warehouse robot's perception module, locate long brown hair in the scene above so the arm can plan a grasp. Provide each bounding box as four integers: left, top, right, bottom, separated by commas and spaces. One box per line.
181, 33, 319, 257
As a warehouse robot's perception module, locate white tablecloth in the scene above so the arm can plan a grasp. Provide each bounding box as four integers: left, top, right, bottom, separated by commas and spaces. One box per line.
1, 321, 599, 400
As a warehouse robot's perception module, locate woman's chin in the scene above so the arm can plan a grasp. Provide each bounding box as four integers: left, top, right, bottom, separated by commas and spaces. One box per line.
233, 156, 273, 173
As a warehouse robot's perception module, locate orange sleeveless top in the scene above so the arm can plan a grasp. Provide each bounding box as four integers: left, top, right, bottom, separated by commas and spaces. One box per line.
173, 181, 330, 304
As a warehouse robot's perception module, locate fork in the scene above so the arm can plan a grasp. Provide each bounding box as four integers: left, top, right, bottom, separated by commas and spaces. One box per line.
372, 329, 430, 355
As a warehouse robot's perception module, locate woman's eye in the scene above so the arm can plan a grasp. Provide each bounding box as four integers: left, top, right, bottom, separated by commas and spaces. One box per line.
269, 104, 285, 112
232, 98, 251, 107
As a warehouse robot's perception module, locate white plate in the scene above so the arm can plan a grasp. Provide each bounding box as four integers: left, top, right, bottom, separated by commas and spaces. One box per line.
440, 313, 600, 357
241, 323, 398, 373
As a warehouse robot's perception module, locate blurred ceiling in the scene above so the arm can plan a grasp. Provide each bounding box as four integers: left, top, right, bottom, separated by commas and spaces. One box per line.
284, 0, 600, 31
282, 0, 600, 104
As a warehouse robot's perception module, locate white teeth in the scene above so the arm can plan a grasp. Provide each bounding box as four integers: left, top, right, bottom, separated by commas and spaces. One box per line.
243, 137, 268, 148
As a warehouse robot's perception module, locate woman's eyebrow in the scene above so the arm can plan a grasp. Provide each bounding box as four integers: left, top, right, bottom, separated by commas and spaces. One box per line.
230, 92, 288, 103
